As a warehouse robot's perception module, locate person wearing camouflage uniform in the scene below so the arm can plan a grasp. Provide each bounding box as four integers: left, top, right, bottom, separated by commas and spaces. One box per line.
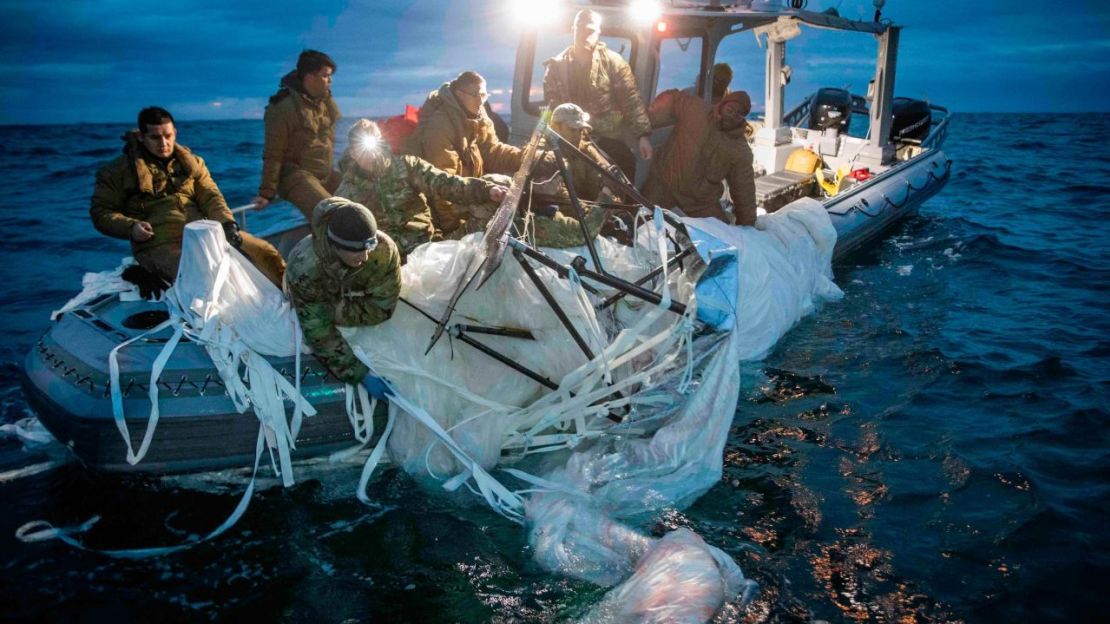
337, 119, 507, 258
524, 104, 610, 248
642, 89, 757, 226
543, 9, 653, 180
285, 198, 401, 390
403, 71, 523, 236
90, 107, 285, 286
253, 50, 342, 220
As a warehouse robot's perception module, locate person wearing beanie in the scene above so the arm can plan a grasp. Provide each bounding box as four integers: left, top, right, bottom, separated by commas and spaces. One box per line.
641, 87, 757, 225
284, 197, 402, 398
252, 50, 343, 220
336, 119, 507, 258
90, 106, 286, 288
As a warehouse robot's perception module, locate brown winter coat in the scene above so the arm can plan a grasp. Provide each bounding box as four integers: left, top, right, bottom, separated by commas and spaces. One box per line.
543, 42, 652, 141
403, 83, 523, 233
641, 89, 757, 225
258, 71, 342, 200
91, 133, 234, 254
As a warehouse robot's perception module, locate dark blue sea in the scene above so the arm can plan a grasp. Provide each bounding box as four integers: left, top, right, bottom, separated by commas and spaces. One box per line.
0, 115, 1107, 622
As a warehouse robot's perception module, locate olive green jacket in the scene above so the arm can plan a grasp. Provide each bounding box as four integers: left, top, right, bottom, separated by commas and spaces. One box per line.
90, 132, 234, 253
258, 71, 342, 199
642, 89, 757, 225
543, 42, 652, 141
335, 151, 497, 256
403, 83, 523, 233
285, 202, 402, 384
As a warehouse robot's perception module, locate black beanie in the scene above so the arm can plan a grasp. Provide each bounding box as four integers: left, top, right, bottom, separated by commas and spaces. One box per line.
323, 198, 378, 251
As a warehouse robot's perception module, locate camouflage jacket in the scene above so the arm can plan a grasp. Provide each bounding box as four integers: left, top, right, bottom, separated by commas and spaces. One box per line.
403, 83, 523, 233
642, 89, 756, 225
285, 202, 402, 384
258, 71, 342, 199
90, 132, 234, 254
543, 42, 652, 141
525, 202, 608, 249
335, 151, 496, 256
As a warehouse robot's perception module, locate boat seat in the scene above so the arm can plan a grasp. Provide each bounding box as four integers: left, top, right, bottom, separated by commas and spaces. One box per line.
756, 170, 816, 213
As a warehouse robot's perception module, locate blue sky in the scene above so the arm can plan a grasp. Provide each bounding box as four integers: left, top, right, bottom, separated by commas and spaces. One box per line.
1, 0, 1107, 125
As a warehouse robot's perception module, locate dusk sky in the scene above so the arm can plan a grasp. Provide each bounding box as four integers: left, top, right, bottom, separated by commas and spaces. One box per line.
1, 0, 1107, 125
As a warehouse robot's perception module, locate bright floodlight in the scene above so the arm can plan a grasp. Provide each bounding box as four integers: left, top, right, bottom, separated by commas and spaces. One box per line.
509, 0, 563, 28
628, 0, 663, 26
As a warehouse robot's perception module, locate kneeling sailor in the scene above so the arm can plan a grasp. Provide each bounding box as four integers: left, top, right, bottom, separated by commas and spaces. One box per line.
285, 198, 401, 399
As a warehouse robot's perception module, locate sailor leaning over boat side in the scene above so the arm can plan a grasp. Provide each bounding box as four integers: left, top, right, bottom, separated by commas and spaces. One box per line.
524, 103, 610, 248
336, 119, 508, 260
284, 198, 400, 400
89, 106, 286, 288
252, 50, 342, 220
403, 71, 523, 238
642, 89, 758, 226
543, 8, 653, 181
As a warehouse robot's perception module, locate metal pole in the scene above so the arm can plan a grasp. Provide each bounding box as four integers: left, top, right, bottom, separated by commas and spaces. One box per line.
513, 249, 597, 361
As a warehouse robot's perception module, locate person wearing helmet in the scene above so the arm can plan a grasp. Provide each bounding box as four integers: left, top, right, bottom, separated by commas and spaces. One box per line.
337, 119, 507, 259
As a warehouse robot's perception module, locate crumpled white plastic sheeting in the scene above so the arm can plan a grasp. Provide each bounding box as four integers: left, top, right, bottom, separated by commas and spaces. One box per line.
341, 232, 670, 479
517, 199, 840, 617
170, 221, 302, 358
685, 197, 844, 362
161, 221, 315, 486
51, 257, 142, 321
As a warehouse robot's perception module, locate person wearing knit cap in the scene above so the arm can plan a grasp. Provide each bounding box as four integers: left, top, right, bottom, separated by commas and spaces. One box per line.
641, 87, 757, 225
284, 197, 402, 399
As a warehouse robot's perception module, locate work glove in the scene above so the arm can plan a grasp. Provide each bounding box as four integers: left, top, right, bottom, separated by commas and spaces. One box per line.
361, 373, 392, 401
222, 221, 244, 249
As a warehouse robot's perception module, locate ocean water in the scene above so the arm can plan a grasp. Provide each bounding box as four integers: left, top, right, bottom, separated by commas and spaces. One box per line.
0, 114, 1107, 622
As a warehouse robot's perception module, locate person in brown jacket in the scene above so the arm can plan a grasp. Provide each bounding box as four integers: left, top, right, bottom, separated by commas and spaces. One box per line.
403, 71, 523, 236
543, 9, 653, 181
252, 50, 342, 220
91, 107, 285, 286
641, 90, 757, 226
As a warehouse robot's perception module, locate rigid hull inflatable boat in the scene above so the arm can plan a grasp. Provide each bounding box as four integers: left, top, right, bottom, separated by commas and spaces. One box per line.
23, 0, 949, 475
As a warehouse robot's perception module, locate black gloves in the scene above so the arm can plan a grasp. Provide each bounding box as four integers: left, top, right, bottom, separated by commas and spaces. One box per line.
222, 221, 244, 249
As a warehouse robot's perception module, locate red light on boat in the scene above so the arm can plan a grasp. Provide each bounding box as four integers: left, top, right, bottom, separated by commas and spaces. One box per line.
656, 20, 667, 33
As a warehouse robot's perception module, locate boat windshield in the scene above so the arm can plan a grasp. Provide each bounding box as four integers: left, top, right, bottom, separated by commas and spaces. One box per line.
656, 35, 704, 96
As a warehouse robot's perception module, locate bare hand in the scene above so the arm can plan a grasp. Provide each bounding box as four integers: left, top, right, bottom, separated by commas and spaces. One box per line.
251, 196, 270, 210
489, 185, 508, 203
638, 136, 653, 160
130, 221, 155, 242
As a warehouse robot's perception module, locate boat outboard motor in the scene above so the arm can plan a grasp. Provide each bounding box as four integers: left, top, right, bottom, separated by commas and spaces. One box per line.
890, 97, 932, 143
808, 88, 852, 134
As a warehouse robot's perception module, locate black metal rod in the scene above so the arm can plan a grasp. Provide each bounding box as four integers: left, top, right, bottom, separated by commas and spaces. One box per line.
513, 248, 596, 361
453, 331, 558, 390
456, 324, 534, 340
549, 139, 604, 273
571, 256, 688, 316
512, 242, 601, 296
596, 245, 698, 311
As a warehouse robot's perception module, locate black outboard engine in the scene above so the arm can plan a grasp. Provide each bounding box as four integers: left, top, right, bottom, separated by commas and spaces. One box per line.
890, 97, 932, 143
808, 88, 852, 133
